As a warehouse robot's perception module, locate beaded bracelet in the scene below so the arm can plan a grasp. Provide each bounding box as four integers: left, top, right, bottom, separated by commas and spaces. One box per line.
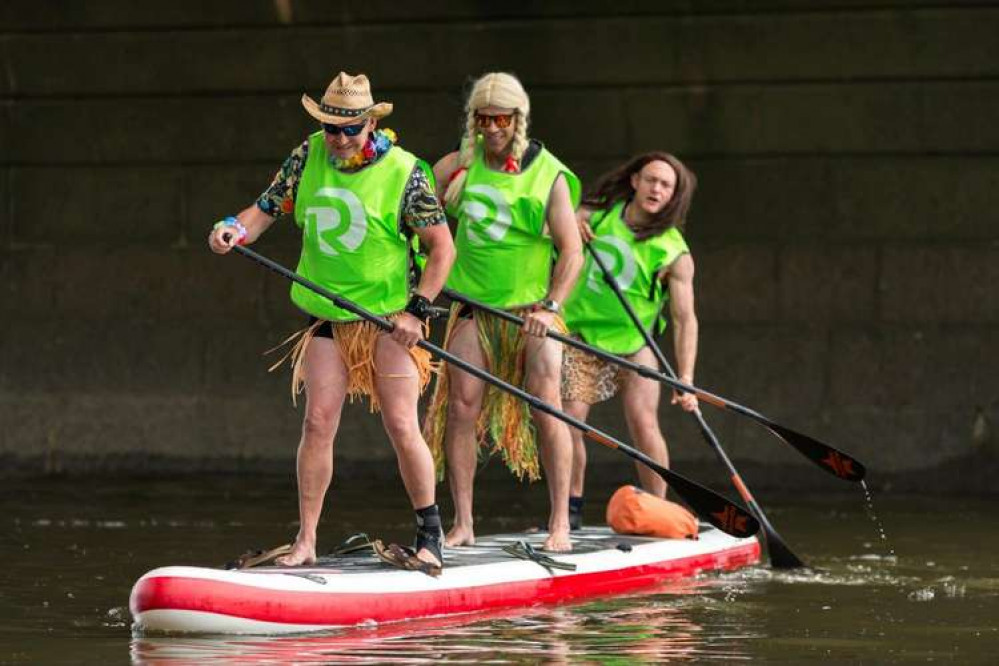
213, 216, 248, 245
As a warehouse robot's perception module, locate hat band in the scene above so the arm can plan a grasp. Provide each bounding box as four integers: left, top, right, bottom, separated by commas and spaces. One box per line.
319, 102, 370, 118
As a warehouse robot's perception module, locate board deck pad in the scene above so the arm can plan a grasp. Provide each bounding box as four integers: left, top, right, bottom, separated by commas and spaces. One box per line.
247, 525, 704, 575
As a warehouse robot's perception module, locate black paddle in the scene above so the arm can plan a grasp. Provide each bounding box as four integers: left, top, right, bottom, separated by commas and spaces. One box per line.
585, 241, 806, 569
442, 288, 865, 484
226, 242, 759, 540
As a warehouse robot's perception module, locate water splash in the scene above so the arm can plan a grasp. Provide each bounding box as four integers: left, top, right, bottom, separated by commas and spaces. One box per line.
103, 606, 129, 629
908, 587, 935, 602
860, 480, 895, 560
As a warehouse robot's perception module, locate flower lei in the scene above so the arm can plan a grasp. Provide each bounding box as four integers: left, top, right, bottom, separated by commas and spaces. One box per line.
330, 128, 398, 170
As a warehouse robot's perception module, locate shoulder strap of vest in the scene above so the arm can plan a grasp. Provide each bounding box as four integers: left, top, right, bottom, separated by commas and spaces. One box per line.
536, 147, 581, 206
589, 200, 622, 233
650, 230, 691, 327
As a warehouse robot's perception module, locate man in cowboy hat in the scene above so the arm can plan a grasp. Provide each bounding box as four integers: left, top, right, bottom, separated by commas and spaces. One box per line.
209, 72, 455, 573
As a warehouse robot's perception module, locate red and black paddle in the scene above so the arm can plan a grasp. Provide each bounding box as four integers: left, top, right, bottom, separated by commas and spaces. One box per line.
583, 242, 808, 568
226, 242, 760, 540
443, 287, 865, 485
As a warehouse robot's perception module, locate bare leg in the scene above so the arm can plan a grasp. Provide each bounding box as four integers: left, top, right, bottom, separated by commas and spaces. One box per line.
277, 338, 348, 566
525, 335, 572, 552
565, 399, 592, 498
621, 346, 668, 498
441, 318, 487, 546
373, 333, 439, 566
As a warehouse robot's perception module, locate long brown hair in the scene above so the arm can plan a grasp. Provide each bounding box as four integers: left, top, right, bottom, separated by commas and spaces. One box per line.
582, 152, 696, 240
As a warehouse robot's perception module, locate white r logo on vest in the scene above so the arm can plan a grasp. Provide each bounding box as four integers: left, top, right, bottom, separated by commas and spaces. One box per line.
305, 187, 367, 256
586, 235, 637, 293
462, 185, 512, 245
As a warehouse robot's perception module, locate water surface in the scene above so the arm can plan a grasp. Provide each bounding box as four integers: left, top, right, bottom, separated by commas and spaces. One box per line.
2, 474, 995, 664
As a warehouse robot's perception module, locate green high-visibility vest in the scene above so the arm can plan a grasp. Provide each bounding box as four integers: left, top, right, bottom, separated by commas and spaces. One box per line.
291, 131, 426, 321
445, 140, 581, 307
562, 201, 690, 354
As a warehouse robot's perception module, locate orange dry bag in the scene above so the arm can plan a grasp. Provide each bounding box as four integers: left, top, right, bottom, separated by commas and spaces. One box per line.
606, 485, 699, 539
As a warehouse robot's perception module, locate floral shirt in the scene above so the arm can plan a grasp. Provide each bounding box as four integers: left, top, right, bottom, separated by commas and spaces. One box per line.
255, 130, 446, 231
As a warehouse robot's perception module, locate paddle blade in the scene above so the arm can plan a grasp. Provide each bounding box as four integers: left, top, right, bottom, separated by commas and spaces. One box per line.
665, 474, 760, 539
706, 502, 759, 539
764, 528, 808, 570
765, 422, 866, 482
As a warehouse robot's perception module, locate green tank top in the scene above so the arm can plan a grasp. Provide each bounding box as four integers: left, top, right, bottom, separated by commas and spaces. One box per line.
562, 201, 690, 354
445, 140, 581, 307
291, 131, 424, 322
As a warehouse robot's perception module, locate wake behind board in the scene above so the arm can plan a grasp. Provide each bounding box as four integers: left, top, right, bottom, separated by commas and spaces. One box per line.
130, 525, 759, 635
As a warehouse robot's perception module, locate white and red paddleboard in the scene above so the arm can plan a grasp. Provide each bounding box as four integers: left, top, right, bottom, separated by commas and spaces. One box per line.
130, 525, 759, 635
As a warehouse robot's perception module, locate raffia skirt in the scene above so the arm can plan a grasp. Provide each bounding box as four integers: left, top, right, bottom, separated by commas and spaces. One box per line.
269, 315, 434, 411
422, 305, 567, 482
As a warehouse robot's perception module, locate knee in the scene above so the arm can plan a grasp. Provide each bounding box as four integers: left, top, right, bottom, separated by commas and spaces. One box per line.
302, 407, 339, 444
629, 412, 662, 439
532, 410, 569, 441
447, 391, 481, 424
526, 369, 561, 404
382, 411, 421, 448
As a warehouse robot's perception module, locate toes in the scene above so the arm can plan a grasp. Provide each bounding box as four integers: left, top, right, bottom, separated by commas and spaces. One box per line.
543, 535, 573, 552
274, 549, 316, 567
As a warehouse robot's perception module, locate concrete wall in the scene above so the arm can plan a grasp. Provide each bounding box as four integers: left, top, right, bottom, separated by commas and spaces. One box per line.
1, 1, 997, 486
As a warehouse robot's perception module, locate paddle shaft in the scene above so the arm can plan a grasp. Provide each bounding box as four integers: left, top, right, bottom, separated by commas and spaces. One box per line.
586, 242, 806, 569
441, 288, 864, 483
226, 243, 759, 539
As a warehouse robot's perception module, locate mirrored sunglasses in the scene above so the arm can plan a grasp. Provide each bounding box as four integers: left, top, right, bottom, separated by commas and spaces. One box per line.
474, 113, 515, 129
322, 122, 367, 137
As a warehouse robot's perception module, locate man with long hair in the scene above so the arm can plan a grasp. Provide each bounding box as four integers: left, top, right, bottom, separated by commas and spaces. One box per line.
424, 72, 583, 552
560, 153, 699, 528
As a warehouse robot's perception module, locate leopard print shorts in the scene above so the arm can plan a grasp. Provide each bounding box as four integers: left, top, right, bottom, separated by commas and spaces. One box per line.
560, 339, 625, 405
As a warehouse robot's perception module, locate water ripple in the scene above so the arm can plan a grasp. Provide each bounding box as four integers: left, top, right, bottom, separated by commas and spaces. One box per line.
129, 585, 766, 664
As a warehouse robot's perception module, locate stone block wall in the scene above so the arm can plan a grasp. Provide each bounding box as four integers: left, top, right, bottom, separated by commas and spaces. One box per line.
1, 1, 997, 485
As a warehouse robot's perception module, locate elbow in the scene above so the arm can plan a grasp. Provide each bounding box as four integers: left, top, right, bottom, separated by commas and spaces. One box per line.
674, 312, 698, 332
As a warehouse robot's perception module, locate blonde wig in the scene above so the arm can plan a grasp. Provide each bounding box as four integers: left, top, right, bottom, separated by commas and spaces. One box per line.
443, 72, 531, 207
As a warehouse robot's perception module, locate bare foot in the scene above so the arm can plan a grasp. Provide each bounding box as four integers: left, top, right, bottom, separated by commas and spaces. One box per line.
444, 524, 475, 547
543, 526, 572, 552
274, 539, 317, 566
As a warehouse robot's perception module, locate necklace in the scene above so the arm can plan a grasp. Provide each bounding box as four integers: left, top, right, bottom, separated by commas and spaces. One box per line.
330, 128, 398, 170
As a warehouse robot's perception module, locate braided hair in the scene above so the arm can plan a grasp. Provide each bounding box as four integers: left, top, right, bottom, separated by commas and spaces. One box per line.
444, 72, 531, 207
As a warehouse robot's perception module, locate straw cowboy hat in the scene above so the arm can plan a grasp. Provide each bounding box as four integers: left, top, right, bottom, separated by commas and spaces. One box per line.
301, 72, 393, 125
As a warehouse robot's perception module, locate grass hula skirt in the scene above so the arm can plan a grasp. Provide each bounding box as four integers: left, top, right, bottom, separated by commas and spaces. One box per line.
423, 305, 566, 482
268, 315, 434, 411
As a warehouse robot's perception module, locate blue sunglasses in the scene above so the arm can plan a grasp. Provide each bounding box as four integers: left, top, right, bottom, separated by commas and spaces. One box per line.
322, 122, 367, 137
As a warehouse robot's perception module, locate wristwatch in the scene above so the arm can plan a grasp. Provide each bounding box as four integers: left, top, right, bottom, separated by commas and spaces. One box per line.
539, 298, 560, 314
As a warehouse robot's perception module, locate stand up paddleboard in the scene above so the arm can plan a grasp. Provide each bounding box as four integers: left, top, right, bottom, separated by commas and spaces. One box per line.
130, 525, 759, 635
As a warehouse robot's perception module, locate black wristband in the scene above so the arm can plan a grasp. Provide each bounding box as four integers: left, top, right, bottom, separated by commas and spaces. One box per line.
405, 294, 435, 321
